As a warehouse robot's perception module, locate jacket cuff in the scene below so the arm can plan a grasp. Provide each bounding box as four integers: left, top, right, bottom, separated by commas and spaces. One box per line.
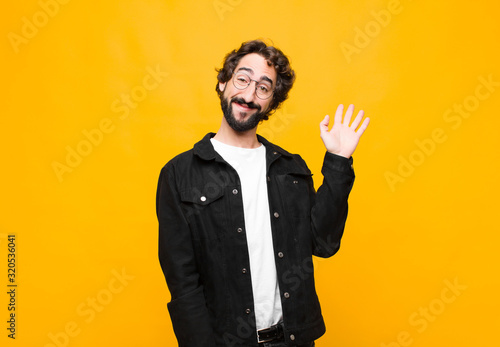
322, 152, 354, 176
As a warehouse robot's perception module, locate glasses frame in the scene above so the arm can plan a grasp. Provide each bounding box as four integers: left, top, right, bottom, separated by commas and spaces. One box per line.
231, 72, 274, 100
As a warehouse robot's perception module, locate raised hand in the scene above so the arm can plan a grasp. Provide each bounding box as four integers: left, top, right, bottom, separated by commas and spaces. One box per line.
319, 104, 370, 159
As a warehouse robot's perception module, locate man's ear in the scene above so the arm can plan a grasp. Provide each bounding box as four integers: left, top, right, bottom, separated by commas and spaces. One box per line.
219, 82, 226, 92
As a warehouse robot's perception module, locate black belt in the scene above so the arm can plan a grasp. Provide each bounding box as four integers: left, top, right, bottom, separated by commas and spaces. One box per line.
257, 323, 284, 343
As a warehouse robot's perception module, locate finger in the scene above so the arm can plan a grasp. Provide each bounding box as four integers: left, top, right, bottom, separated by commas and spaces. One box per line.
334, 104, 343, 126
355, 117, 370, 137
350, 110, 364, 130
319, 115, 330, 133
343, 104, 355, 126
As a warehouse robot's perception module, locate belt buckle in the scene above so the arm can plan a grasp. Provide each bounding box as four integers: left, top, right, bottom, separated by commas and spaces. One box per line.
257, 324, 281, 344
258, 335, 275, 344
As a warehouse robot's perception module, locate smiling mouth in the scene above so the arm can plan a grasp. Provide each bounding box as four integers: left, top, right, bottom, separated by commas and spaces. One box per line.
234, 102, 253, 111
231, 98, 260, 113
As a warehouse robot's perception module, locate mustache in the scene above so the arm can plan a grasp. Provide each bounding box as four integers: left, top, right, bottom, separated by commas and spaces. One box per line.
231, 97, 261, 111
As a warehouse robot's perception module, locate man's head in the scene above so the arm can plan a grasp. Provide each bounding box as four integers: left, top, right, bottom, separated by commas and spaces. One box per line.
216, 40, 295, 131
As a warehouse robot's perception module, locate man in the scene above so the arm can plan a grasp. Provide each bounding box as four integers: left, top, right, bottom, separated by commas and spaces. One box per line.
156, 39, 369, 347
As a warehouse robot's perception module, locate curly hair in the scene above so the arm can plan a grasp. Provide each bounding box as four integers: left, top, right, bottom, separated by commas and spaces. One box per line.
215, 39, 296, 120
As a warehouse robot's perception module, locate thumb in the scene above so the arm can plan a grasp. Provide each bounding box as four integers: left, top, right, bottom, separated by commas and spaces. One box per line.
319, 115, 330, 134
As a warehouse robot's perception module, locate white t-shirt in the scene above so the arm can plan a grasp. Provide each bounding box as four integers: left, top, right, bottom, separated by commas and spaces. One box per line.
211, 138, 283, 330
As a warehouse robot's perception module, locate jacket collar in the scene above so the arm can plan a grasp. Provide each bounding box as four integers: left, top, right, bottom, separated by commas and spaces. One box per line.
193, 132, 293, 161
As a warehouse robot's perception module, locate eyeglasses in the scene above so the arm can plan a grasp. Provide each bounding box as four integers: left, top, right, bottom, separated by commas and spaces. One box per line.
232, 72, 274, 100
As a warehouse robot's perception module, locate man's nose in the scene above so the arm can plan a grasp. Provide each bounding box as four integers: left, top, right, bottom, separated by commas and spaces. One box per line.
240, 81, 258, 101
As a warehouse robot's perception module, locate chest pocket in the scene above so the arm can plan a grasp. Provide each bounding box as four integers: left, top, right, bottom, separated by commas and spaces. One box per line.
179, 184, 226, 240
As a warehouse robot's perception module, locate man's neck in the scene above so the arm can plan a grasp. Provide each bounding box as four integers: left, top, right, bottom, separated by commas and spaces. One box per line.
213, 119, 260, 149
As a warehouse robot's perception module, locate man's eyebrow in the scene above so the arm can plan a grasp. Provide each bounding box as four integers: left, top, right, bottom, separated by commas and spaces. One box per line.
260, 76, 273, 85
237, 67, 253, 74
236, 67, 274, 85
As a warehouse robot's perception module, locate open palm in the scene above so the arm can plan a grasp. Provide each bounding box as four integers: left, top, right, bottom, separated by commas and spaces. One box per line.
320, 104, 370, 158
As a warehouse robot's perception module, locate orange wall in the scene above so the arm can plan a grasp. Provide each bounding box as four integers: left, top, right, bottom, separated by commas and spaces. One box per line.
2, 0, 500, 346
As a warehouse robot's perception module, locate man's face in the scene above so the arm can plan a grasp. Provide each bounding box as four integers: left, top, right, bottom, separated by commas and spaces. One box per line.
219, 53, 277, 132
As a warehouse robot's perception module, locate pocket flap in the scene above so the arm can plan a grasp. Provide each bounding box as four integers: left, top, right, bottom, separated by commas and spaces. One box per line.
179, 186, 224, 205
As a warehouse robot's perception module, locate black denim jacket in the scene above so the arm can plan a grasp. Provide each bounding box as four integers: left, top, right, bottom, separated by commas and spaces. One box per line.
157, 133, 355, 346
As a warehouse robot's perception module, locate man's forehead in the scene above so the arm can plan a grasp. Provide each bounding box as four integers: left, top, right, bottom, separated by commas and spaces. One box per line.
235, 54, 276, 80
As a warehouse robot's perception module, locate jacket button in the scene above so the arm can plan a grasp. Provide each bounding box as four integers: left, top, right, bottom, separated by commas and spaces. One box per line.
290, 334, 295, 341
245, 308, 251, 314
293, 180, 298, 184
200, 196, 207, 202
267, 176, 270, 181
273, 151, 277, 155
278, 252, 284, 258
237, 227, 243, 233
284, 292, 290, 299
242, 268, 247, 274
274, 212, 279, 218
232, 189, 238, 195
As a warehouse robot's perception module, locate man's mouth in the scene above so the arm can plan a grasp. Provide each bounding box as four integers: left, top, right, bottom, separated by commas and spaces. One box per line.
234, 102, 252, 111
231, 98, 260, 112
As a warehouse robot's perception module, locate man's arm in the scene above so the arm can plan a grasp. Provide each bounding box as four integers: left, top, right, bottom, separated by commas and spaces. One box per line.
309, 152, 355, 257
156, 164, 215, 347
311, 104, 369, 257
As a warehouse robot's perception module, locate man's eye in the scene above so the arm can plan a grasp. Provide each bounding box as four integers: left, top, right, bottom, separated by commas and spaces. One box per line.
258, 85, 269, 92
237, 77, 248, 83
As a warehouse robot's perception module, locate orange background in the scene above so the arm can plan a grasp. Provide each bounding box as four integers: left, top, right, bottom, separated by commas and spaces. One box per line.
2, 0, 500, 346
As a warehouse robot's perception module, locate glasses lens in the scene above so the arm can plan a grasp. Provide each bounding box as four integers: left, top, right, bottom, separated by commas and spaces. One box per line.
233, 73, 250, 89
256, 82, 273, 99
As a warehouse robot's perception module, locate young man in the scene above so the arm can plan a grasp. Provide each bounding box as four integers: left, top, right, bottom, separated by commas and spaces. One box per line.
157, 39, 369, 347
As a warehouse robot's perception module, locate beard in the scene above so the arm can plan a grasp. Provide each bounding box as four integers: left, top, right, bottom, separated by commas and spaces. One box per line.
221, 96, 268, 132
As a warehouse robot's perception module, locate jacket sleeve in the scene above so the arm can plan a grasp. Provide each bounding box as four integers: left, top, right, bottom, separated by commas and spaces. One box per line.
156, 163, 216, 347
310, 152, 355, 258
